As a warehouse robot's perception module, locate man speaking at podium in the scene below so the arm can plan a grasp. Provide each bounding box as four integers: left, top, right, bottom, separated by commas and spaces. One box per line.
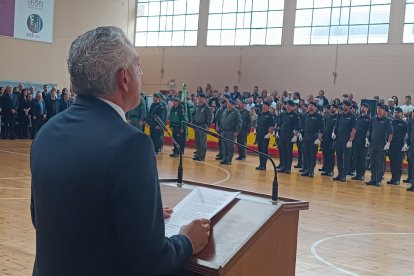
30, 26, 210, 276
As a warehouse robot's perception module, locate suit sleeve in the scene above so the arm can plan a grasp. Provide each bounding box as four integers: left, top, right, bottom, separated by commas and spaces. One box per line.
110, 133, 192, 275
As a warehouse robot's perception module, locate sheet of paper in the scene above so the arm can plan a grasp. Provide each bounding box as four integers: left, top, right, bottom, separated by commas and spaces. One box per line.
165, 187, 240, 237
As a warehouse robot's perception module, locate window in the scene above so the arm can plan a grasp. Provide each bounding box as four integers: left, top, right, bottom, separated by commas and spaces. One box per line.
135, 0, 200, 47
404, 0, 414, 43
294, 0, 391, 45
206, 0, 285, 46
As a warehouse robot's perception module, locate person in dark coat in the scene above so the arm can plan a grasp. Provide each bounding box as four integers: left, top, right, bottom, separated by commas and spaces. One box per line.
30, 26, 210, 276
1, 85, 19, 139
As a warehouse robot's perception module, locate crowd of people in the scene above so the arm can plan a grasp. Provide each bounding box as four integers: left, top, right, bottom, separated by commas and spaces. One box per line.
128, 84, 414, 192
3, 81, 414, 192
0, 84, 75, 139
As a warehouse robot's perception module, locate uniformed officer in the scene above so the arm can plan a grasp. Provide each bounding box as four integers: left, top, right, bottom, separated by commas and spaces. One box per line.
169, 97, 186, 157
321, 104, 338, 177
148, 93, 166, 154
387, 107, 407, 184
236, 99, 252, 160
300, 102, 324, 177
295, 103, 308, 170
332, 100, 357, 182
277, 100, 300, 174
406, 112, 414, 191
255, 101, 275, 171
127, 93, 147, 131
366, 103, 393, 186
193, 93, 213, 161
351, 103, 371, 180
215, 95, 228, 160
219, 99, 242, 165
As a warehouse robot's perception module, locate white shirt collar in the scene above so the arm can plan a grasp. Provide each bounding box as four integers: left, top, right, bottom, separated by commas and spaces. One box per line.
98, 97, 127, 122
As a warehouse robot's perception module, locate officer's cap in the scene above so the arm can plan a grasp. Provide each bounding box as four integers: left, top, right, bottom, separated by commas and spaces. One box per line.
361, 103, 370, 109
308, 101, 318, 108
228, 99, 236, 105
351, 104, 358, 110
395, 106, 403, 113
286, 100, 295, 106
172, 97, 181, 102
263, 101, 271, 106
342, 100, 352, 106
198, 93, 206, 98
330, 104, 339, 109
153, 92, 161, 98
376, 103, 385, 110
303, 103, 309, 108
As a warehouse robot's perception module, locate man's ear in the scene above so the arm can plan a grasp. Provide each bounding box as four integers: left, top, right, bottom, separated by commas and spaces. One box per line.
117, 68, 129, 92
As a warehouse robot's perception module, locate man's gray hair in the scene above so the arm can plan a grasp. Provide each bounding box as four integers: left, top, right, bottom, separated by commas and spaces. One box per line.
67, 26, 136, 96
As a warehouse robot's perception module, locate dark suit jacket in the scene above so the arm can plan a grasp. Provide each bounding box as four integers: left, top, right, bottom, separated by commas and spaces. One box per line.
30, 100, 47, 117
30, 95, 192, 276
1, 92, 19, 113
58, 98, 73, 112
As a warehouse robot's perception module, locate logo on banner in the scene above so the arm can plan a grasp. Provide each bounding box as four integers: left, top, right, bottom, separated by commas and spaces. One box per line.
27, 14, 43, 33
28, 0, 44, 9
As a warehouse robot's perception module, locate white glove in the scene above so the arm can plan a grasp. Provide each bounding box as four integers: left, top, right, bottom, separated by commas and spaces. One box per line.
298, 133, 303, 141
401, 143, 409, 152
275, 132, 279, 139
346, 141, 352, 148
332, 132, 336, 140
365, 138, 370, 148
384, 142, 390, 151
314, 138, 321, 145
264, 133, 270, 139
291, 135, 298, 143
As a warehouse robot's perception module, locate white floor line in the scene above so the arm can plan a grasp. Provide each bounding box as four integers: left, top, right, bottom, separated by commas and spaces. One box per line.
0, 176, 30, 180
0, 187, 30, 190
0, 198, 30, 200
311, 232, 414, 276
0, 149, 30, 156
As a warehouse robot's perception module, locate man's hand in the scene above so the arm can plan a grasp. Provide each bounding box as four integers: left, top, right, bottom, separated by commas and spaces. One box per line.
163, 207, 173, 219
332, 132, 336, 140
180, 128, 184, 133
291, 135, 298, 143
179, 218, 211, 255
11, 109, 16, 114
346, 141, 352, 148
233, 132, 238, 137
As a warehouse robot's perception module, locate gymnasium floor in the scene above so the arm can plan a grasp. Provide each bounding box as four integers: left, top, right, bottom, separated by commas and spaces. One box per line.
0, 140, 413, 275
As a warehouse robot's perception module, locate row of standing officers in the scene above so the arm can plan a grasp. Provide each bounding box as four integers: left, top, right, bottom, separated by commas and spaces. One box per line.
132, 93, 414, 192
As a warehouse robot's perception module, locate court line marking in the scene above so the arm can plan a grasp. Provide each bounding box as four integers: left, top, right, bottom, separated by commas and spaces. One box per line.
0, 149, 30, 156
311, 232, 414, 276
0, 176, 31, 180
0, 198, 30, 200
0, 187, 30, 190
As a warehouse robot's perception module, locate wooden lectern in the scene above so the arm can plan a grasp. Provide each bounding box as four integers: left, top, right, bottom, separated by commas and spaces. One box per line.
160, 179, 309, 276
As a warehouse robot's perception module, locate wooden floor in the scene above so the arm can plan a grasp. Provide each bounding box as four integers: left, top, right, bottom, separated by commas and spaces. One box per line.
1, 140, 413, 276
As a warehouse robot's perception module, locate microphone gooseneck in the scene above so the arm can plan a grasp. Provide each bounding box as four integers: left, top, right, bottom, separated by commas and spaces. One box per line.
182, 121, 279, 202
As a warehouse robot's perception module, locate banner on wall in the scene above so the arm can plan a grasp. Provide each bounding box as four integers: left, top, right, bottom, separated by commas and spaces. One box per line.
0, 0, 54, 43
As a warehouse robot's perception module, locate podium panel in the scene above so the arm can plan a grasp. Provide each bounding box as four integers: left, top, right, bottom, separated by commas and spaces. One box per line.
160, 181, 309, 276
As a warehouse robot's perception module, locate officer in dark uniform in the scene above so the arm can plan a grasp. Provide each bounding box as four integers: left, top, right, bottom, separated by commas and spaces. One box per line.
300, 102, 324, 177
277, 100, 300, 174
366, 103, 393, 186
295, 104, 308, 170
148, 93, 166, 154
219, 99, 242, 165
406, 112, 414, 191
255, 101, 275, 171
321, 104, 338, 177
168, 97, 186, 157
236, 99, 251, 160
351, 103, 371, 180
332, 100, 357, 182
387, 107, 407, 184
193, 93, 213, 161
215, 95, 228, 160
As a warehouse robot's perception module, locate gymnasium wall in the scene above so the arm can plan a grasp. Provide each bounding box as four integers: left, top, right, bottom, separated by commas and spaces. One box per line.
0, 0, 413, 101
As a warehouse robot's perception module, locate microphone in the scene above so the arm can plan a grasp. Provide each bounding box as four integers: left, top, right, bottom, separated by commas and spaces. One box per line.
182, 121, 279, 202
155, 115, 183, 186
